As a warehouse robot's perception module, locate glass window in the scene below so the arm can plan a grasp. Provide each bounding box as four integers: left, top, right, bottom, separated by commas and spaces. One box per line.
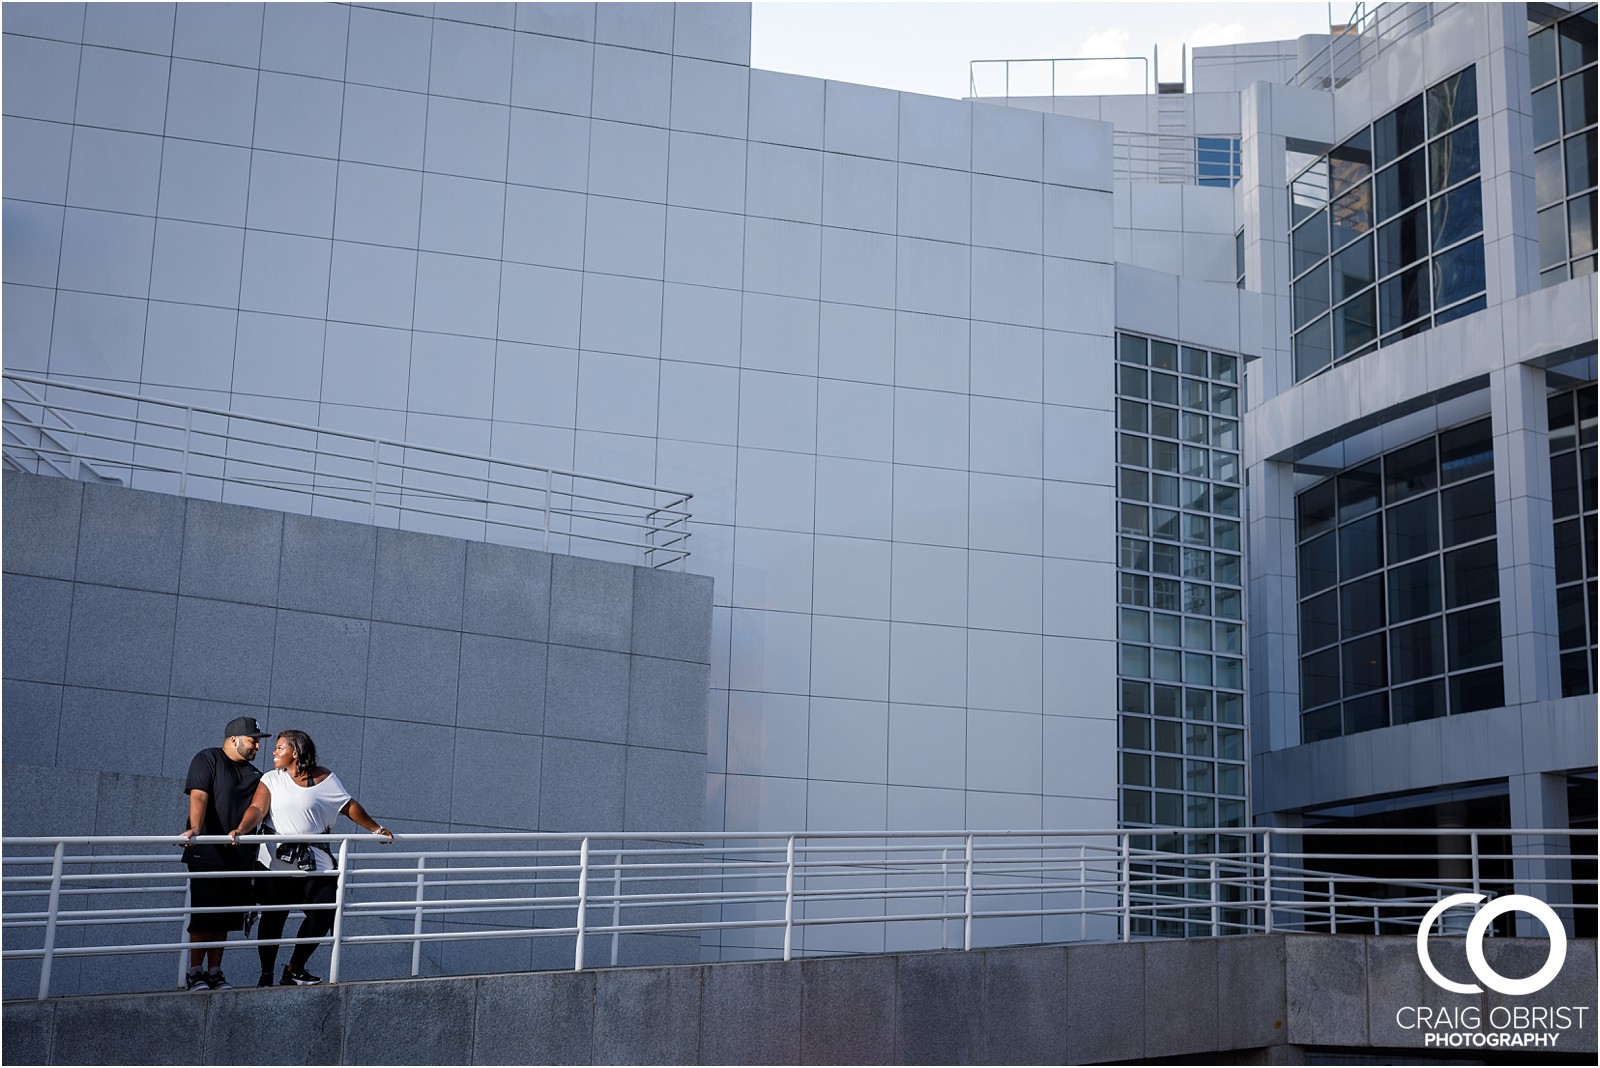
1292, 211, 1330, 276
1377, 204, 1429, 275
1150, 340, 1178, 370
1439, 420, 1493, 483
1120, 433, 1148, 467
1537, 144, 1567, 208
1386, 439, 1438, 503
1389, 557, 1443, 622
1299, 533, 1337, 596
1572, 192, 1597, 258
1119, 334, 1149, 364
1450, 666, 1504, 714
1431, 180, 1482, 249
1561, 67, 1587, 131
1303, 705, 1341, 742
1151, 439, 1179, 472
1569, 132, 1598, 197
1337, 461, 1382, 521
1294, 262, 1330, 327
1386, 494, 1440, 562
1330, 127, 1373, 195
1213, 353, 1238, 384
1120, 502, 1149, 536
1392, 679, 1446, 724
1181, 346, 1209, 378
1444, 540, 1499, 607
1432, 236, 1485, 307
1119, 399, 1148, 432
1292, 159, 1331, 224
1301, 589, 1340, 651
1441, 478, 1496, 546
1298, 480, 1337, 538
1446, 603, 1502, 669
1151, 405, 1178, 439
1343, 692, 1389, 734
1532, 25, 1559, 86
1332, 235, 1375, 300
1560, 14, 1597, 72
1376, 149, 1428, 221
1334, 289, 1378, 358
1150, 371, 1179, 404
1374, 95, 1425, 167
1340, 575, 1385, 637
1429, 121, 1480, 192
1339, 513, 1384, 579
1331, 182, 1374, 249
1535, 83, 1563, 146
1427, 66, 1477, 137
1302, 648, 1341, 708
1294, 315, 1333, 381
1391, 618, 1445, 683
1380, 263, 1432, 334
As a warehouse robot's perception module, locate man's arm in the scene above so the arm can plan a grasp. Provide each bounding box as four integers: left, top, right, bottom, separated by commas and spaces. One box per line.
180, 789, 208, 841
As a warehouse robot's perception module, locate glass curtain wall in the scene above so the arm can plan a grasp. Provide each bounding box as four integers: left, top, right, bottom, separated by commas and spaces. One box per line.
1531, 5, 1598, 285
1290, 66, 1485, 381
1550, 386, 1599, 696
1296, 420, 1504, 742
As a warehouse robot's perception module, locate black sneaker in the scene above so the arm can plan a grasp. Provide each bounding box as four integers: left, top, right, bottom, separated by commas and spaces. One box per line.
186, 970, 208, 992
258, 971, 275, 988
280, 965, 322, 986
206, 971, 232, 990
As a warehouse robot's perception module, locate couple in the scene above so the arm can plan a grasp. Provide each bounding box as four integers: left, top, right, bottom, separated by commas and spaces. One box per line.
179, 717, 392, 991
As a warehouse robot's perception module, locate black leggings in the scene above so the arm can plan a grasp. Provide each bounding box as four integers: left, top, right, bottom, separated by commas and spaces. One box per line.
257, 869, 338, 974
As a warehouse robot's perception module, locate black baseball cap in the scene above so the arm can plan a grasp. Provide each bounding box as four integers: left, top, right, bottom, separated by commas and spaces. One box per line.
224, 716, 270, 740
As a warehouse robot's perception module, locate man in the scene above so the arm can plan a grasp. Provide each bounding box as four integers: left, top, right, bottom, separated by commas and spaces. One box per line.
177, 716, 268, 991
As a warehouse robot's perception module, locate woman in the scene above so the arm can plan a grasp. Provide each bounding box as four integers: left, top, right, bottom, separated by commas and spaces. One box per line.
229, 729, 393, 987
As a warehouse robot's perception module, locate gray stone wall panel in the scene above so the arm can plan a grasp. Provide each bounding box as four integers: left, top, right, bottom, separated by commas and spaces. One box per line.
463, 539, 551, 642
179, 498, 283, 606
450, 728, 542, 828
2, 469, 82, 579
540, 737, 627, 831
472, 970, 595, 1066
591, 965, 704, 1065
277, 512, 376, 618
372, 526, 466, 630
169, 596, 277, 705
627, 656, 711, 752
544, 644, 630, 743
1144, 937, 1220, 1057
1065, 941, 1145, 1064
801, 955, 898, 1065
3, 574, 73, 683
357, 717, 456, 822
894, 949, 988, 1065
456, 633, 547, 734
1284, 933, 1367, 1046
1, 999, 54, 1065
623, 745, 705, 832
364, 621, 461, 725
2, 678, 63, 766
58, 687, 168, 775
549, 554, 633, 652
632, 567, 714, 663
51, 991, 208, 1065
63, 584, 177, 694
982, 945, 1067, 1065
344, 977, 477, 1065
701, 959, 802, 1065
270, 610, 370, 716
1218, 932, 1287, 1051
202, 985, 346, 1065
73, 482, 184, 593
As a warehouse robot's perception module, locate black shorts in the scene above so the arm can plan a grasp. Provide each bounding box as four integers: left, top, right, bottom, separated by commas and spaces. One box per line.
186, 863, 256, 933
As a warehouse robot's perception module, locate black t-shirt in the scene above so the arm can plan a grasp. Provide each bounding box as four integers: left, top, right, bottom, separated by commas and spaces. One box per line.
183, 747, 262, 868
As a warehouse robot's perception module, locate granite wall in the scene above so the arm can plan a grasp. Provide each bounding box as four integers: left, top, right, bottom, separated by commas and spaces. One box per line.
1, 469, 713, 995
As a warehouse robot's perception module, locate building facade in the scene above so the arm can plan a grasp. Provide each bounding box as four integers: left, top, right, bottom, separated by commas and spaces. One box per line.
2, 0, 1595, 962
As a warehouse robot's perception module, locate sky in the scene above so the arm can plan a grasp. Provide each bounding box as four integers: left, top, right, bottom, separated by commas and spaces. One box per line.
750, 1, 1344, 99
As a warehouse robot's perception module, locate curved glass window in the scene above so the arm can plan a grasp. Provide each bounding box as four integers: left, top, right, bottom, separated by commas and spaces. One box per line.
1548, 386, 1599, 696
1295, 419, 1501, 741
1292, 64, 1485, 380
1533, 6, 1598, 285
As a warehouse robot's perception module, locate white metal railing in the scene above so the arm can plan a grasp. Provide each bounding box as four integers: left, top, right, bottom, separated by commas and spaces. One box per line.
1289, 3, 1457, 90
1, 373, 692, 569
3, 827, 1590, 1000
1113, 131, 1241, 185
969, 55, 1152, 100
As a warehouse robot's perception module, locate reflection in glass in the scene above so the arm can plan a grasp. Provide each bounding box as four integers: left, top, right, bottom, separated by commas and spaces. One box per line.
1294, 262, 1329, 327
1332, 234, 1374, 300
1386, 494, 1440, 562
1431, 180, 1482, 249
1294, 315, 1332, 380
1562, 68, 1597, 134
1377, 204, 1429, 274
1331, 181, 1374, 249
1380, 264, 1431, 334
1426, 65, 1477, 137
1428, 121, 1480, 193
1567, 132, 1597, 200
1531, 25, 1558, 86
1374, 95, 1425, 167
1441, 478, 1496, 546
1572, 193, 1597, 258
1389, 557, 1442, 622
1439, 420, 1493, 483
1534, 84, 1562, 146
1432, 236, 1485, 308
1376, 150, 1428, 221
1334, 289, 1378, 358
1559, 11, 1596, 71
1536, 143, 1566, 207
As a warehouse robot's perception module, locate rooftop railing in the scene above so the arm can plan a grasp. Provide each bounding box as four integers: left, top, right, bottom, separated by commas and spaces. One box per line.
1289, 2, 1458, 90
2, 373, 692, 569
3, 827, 1589, 1000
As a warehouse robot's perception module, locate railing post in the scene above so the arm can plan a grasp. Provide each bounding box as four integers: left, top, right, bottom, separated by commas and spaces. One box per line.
179, 407, 193, 496
962, 835, 975, 952
940, 847, 950, 950
1078, 845, 1087, 943
782, 836, 796, 962
1120, 834, 1131, 943
573, 837, 590, 971
610, 853, 622, 968
37, 841, 65, 1000
328, 839, 351, 984
543, 469, 552, 551
1209, 858, 1220, 938
1470, 831, 1481, 898
411, 856, 426, 977
1262, 830, 1274, 934
368, 438, 380, 523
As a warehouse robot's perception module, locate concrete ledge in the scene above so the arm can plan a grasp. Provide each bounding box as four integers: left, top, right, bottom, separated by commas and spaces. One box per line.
4, 936, 1594, 1065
